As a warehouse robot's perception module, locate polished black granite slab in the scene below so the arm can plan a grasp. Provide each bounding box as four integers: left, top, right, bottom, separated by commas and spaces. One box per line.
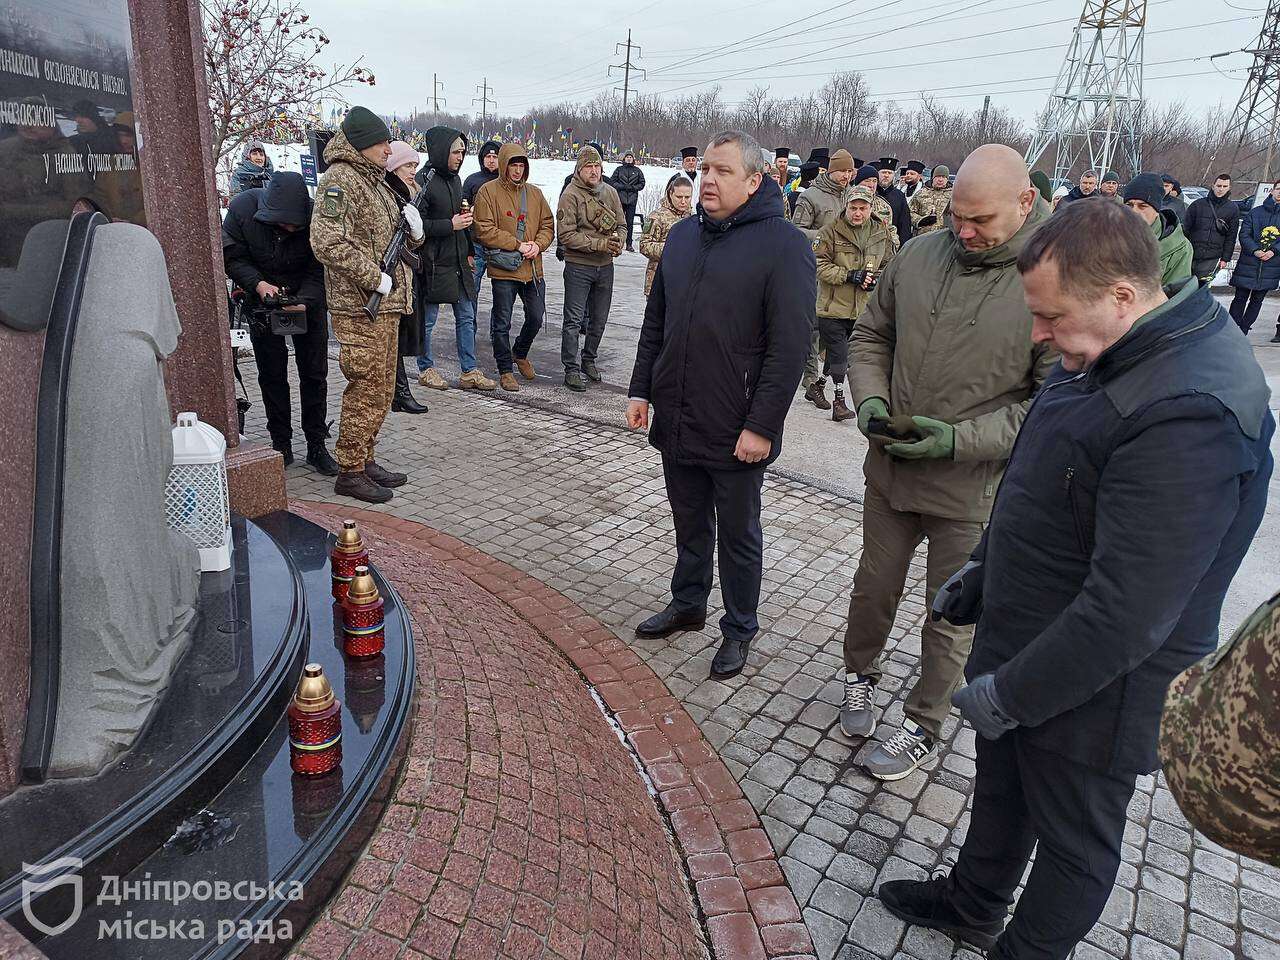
0, 516, 306, 916
14, 510, 415, 959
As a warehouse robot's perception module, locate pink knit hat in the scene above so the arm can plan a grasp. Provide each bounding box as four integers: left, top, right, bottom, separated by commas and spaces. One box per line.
384, 140, 419, 173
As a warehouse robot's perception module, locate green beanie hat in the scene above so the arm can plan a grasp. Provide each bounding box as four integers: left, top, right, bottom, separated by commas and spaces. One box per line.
342, 106, 392, 151
931, 164, 950, 179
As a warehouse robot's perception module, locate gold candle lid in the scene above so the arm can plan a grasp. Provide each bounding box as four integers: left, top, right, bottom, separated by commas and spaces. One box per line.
347, 566, 379, 605
334, 520, 364, 555
294, 663, 335, 713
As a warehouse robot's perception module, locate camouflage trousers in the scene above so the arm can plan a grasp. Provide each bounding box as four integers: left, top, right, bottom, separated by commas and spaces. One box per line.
332, 311, 399, 472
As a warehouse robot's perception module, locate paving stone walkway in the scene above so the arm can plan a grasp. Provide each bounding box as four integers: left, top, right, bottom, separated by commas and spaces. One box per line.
249, 373, 1280, 960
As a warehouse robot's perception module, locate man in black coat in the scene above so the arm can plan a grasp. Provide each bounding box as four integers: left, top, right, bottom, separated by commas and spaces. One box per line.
879, 198, 1274, 960
222, 171, 338, 475
612, 151, 646, 251
1183, 172, 1241, 282
413, 126, 495, 391
626, 130, 814, 679
876, 156, 913, 246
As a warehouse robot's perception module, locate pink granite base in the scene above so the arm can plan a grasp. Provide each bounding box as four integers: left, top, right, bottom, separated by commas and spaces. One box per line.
0, 324, 41, 796
226, 442, 288, 518
0, 921, 44, 960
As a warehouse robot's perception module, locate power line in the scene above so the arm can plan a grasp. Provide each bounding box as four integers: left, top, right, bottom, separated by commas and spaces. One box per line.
473, 78, 496, 139
610, 30, 647, 145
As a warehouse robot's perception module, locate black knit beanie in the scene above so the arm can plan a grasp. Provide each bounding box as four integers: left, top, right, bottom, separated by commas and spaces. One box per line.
342, 106, 392, 150
1123, 173, 1165, 210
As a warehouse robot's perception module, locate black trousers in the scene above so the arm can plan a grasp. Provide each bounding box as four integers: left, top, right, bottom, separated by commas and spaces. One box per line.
948, 731, 1137, 960
1229, 286, 1270, 335
662, 456, 765, 644
817, 316, 855, 386
622, 202, 638, 246
490, 278, 545, 374
249, 304, 329, 446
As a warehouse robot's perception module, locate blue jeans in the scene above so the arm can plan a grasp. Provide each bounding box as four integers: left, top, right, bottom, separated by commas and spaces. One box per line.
490, 278, 546, 374
471, 247, 488, 318
418, 297, 477, 373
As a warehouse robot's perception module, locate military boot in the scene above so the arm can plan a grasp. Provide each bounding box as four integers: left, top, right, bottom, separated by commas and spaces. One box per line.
805, 378, 831, 410
305, 441, 340, 476
832, 391, 856, 422
364, 461, 407, 488
335, 470, 392, 504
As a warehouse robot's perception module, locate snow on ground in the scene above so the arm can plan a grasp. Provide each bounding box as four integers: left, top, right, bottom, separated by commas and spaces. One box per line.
258, 143, 681, 218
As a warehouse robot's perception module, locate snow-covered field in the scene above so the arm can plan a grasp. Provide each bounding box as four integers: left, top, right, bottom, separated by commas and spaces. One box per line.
256, 143, 682, 218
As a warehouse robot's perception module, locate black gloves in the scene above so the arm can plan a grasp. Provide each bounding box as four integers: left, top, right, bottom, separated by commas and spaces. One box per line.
953, 673, 1018, 741
918, 215, 938, 228
930, 559, 984, 626
846, 269, 877, 290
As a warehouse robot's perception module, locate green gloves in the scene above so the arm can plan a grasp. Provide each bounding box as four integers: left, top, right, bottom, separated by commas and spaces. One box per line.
856, 397, 889, 437
884, 415, 955, 460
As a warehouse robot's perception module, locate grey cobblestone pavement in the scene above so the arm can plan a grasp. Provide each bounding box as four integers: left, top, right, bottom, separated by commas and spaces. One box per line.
240, 365, 1280, 959
235, 254, 1280, 959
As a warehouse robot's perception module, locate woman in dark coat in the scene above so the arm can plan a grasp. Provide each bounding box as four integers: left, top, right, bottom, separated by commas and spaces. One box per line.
1229, 183, 1280, 340
384, 141, 429, 413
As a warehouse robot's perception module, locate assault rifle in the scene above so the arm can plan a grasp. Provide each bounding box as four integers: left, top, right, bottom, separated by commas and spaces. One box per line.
364, 168, 436, 320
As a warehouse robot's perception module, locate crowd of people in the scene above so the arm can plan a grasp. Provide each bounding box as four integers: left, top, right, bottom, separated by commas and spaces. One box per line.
218, 106, 1278, 960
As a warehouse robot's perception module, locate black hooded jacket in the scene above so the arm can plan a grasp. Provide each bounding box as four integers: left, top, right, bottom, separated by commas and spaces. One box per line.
222, 172, 324, 306
463, 141, 501, 206
415, 125, 475, 305
629, 180, 814, 470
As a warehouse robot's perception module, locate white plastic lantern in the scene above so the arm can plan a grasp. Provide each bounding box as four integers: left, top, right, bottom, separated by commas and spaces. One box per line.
165, 412, 232, 571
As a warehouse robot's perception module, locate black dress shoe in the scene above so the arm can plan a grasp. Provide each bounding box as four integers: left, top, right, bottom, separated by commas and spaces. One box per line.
878, 877, 1004, 950
272, 441, 293, 466
710, 638, 751, 679
635, 605, 706, 639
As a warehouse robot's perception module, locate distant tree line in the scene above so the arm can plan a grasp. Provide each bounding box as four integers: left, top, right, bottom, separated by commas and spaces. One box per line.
393, 71, 1266, 189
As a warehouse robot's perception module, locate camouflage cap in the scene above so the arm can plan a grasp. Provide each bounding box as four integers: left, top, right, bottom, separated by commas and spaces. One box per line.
842, 185, 876, 206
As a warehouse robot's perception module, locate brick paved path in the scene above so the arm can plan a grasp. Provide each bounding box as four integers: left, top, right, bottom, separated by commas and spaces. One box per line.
289, 506, 710, 960
256, 376, 1280, 960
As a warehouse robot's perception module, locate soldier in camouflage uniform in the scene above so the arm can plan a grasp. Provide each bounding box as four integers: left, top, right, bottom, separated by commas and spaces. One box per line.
855, 164, 900, 242
1161, 589, 1280, 865
639, 174, 694, 296
310, 107, 423, 504
908, 165, 952, 236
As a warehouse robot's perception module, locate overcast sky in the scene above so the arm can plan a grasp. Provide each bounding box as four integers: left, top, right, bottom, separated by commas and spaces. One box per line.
303, 0, 1263, 127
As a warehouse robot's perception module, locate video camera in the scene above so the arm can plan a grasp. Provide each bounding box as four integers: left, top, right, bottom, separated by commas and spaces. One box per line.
251, 291, 307, 337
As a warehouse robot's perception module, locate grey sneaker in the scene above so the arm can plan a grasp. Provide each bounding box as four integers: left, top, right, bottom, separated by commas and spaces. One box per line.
840, 674, 876, 738
863, 721, 936, 781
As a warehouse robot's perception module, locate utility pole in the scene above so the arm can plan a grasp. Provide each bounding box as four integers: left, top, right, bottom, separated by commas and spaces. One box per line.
978, 95, 991, 142
473, 78, 495, 140
432, 74, 446, 119
609, 30, 646, 150
1208, 2, 1280, 187
1025, 0, 1146, 183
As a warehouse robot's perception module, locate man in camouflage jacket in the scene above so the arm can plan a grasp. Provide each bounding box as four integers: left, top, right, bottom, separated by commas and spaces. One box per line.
310, 107, 422, 503
908, 165, 953, 236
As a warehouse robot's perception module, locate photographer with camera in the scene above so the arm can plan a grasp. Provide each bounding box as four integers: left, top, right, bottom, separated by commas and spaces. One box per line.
223, 170, 338, 475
